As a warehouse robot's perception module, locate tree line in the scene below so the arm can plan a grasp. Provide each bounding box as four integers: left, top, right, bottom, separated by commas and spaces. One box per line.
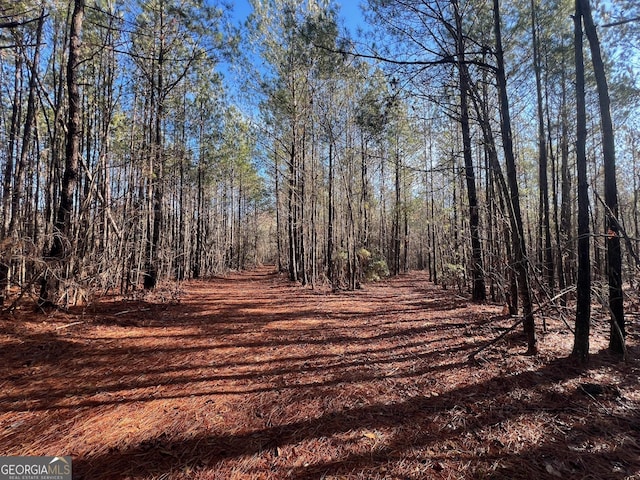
1, 0, 267, 307
1, 0, 638, 361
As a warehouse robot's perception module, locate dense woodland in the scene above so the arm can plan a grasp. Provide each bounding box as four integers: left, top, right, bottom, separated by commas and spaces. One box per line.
1, 0, 639, 359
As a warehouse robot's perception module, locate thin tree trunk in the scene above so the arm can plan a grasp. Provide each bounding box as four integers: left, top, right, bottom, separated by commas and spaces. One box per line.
454, 1, 486, 302
634, 139, 639, 283
9, 12, 45, 239
428, 126, 437, 284
144, 17, 165, 290
0, 47, 23, 304
531, 0, 553, 291
469, 78, 517, 313
394, 141, 401, 276
403, 172, 409, 273
361, 135, 369, 249
299, 126, 308, 285
275, 149, 282, 272
288, 136, 298, 282
327, 140, 334, 288
559, 43, 573, 294
2, 54, 22, 238
194, 115, 204, 279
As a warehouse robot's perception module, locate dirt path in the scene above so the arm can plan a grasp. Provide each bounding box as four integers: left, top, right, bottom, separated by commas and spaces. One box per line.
0, 267, 638, 479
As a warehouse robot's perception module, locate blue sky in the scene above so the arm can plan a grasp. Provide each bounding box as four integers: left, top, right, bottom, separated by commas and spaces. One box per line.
229, 0, 368, 34
221, 0, 370, 111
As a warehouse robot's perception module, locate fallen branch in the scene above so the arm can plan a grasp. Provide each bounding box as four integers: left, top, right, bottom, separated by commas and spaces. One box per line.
592, 189, 640, 267
55, 321, 84, 330
114, 308, 150, 316
469, 286, 578, 362
468, 316, 524, 362
4, 267, 45, 313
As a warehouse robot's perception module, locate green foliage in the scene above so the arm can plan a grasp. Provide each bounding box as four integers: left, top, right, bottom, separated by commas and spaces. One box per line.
355, 71, 391, 138
443, 263, 465, 285
359, 248, 390, 282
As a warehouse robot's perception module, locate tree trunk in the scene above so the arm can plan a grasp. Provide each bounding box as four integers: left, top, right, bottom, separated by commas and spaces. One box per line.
288, 136, 298, 282
327, 140, 335, 288
39, 0, 84, 306
454, 0, 486, 302
579, 0, 624, 354
393, 141, 401, 276
493, 0, 536, 354
144, 10, 165, 290
275, 148, 282, 272
193, 109, 204, 279
634, 138, 639, 285
9, 12, 45, 241
572, 1, 591, 362
531, 0, 553, 291
0, 40, 23, 304
360, 135, 370, 250
2, 61, 22, 239
299, 126, 308, 285
469, 77, 517, 314
559, 43, 573, 296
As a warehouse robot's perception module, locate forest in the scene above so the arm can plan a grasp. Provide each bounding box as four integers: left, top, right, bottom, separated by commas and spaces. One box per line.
1, 0, 640, 354
0, 0, 639, 478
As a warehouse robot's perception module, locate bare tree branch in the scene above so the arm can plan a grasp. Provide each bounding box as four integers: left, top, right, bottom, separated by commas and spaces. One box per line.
313, 43, 498, 73
602, 16, 640, 28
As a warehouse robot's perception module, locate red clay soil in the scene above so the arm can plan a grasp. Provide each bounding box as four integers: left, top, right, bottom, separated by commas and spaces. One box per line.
0, 266, 639, 479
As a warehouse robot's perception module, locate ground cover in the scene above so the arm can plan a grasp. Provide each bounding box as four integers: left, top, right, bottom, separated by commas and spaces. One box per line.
0, 267, 638, 479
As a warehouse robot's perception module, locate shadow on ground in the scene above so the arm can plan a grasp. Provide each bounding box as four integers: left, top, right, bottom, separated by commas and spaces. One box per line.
0, 268, 637, 479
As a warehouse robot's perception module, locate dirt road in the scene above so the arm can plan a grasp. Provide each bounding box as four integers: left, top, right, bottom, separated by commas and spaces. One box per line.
1, 267, 638, 479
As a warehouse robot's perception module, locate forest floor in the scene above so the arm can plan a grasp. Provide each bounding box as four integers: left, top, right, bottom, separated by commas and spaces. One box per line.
0, 266, 639, 480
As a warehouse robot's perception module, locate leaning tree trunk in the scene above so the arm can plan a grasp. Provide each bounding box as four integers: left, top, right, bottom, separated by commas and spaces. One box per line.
39, 0, 84, 307
579, 0, 624, 354
469, 78, 517, 314
493, 0, 536, 354
10, 11, 45, 239
2, 53, 22, 238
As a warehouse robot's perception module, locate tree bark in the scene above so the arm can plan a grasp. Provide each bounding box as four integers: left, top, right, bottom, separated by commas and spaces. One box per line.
572, 1, 591, 362
531, 0, 553, 291
469, 78, 517, 314
493, 0, 536, 354
0, 36, 24, 304
39, 0, 84, 306
288, 135, 298, 282
327, 140, 334, 288
559, 40, 572, 301
144, 8, 165, 290
9, 11, 45, 240
579, 0, 625, 354
454, 0, 486, 302
2, 53, 22, 238
393, 140, 401, 276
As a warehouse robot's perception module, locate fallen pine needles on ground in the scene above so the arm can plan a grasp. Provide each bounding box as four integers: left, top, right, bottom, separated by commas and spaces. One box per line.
0, 267, 638, 479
